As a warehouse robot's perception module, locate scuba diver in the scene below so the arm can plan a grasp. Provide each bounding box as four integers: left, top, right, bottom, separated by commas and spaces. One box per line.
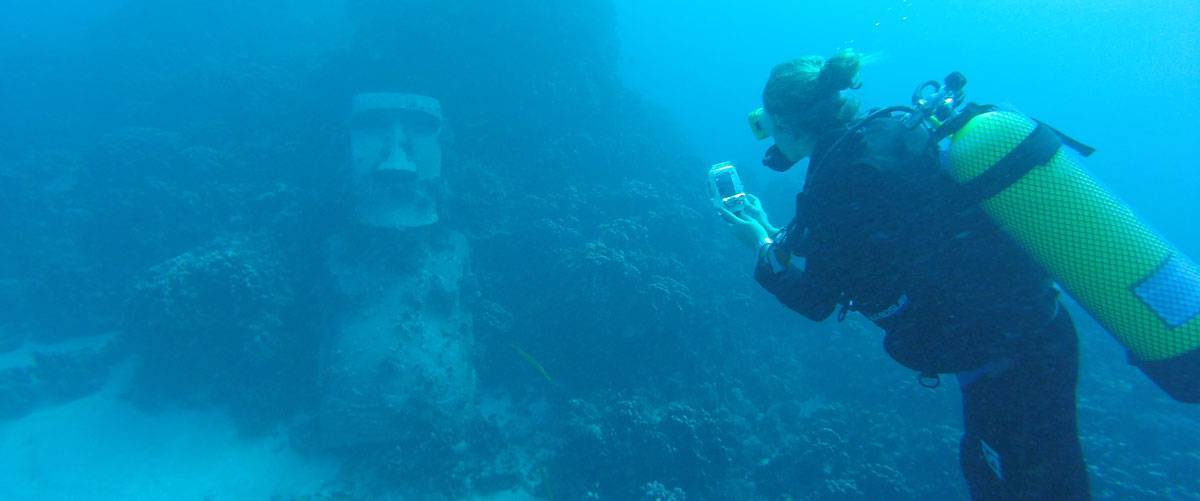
718, 50, 1092, 500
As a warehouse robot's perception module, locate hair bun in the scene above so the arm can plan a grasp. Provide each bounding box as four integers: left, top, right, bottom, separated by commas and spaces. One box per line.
817, 50, 863, 94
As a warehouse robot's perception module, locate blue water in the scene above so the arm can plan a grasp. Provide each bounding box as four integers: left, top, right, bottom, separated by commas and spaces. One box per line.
0, 1, 1196, 499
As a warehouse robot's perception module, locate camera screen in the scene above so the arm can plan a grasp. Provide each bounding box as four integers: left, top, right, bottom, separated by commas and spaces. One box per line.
715, 172, 738, 198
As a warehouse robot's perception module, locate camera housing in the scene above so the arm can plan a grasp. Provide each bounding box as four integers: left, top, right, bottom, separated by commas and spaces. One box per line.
708, 162, 747, 213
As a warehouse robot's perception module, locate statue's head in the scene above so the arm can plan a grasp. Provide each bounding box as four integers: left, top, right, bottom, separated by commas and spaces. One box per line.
349, 93, 443, 228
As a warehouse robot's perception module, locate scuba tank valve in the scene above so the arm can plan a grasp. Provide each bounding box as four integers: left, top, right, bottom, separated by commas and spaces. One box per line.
903, 71, 968, 129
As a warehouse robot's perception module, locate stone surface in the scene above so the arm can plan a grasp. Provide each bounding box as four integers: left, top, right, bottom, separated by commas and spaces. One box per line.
350, 92, 444, 229
319, 226, 476, 448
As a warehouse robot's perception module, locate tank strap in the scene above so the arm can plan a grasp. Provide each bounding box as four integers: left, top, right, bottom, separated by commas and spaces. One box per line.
934, 103, 1095, 155
956, 122, 1061, 207
1036, 120, 1096, 157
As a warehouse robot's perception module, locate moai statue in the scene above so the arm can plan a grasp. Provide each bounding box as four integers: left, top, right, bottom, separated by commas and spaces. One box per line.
320, 93, 476, 448
348, 92, 444, 228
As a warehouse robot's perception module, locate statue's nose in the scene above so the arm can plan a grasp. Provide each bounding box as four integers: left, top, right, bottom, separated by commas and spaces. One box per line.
377, 131, 417, 173
377, 149, 417, 173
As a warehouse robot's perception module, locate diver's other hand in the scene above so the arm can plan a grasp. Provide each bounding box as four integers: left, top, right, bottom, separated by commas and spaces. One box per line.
742, 194, 780, 235
718, 206, 771, 250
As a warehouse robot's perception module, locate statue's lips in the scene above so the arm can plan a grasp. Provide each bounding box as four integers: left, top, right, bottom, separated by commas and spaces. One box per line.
367, 169, 432, 198
371, 167, 417, 181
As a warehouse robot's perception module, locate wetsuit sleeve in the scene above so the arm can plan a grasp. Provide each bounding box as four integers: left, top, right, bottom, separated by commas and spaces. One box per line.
753, 241, 838, 321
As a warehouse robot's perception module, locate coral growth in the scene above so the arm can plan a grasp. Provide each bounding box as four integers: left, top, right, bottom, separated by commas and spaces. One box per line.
125, 236, 313, 429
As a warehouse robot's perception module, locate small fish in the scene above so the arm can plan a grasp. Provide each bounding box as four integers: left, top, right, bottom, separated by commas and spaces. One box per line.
509, 342, 553, 383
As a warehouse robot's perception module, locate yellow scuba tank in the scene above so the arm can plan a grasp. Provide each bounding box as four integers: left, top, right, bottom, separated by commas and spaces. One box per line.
944, 108, 1200, 402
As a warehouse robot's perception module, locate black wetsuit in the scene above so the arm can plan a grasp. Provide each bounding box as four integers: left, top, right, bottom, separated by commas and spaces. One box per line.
755, 116, 1090, 500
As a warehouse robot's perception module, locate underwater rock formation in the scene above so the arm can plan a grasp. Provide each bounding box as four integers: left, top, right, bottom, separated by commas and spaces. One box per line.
553, 396, 745, 499
124, 235, 308, 425
0, 334, 118, 420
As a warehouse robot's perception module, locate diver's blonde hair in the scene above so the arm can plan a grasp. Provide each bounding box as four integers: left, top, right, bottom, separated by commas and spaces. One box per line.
762, 49, 863, 134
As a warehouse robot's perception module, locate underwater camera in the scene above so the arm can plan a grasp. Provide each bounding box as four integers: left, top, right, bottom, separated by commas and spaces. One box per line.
708, 161, 746, 213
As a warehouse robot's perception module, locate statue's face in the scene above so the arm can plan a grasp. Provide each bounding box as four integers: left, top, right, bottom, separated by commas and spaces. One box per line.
350, 93, 443, 228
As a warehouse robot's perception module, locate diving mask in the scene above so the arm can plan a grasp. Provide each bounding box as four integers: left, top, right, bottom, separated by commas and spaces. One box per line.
748, 107, 774, 140
749, 107, 798, 171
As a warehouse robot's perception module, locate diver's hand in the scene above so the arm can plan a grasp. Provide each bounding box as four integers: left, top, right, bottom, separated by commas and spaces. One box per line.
742, 194, 780, 235
718, 206, 771, 250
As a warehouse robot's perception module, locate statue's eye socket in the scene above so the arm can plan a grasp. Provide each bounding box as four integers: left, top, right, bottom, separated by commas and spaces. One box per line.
400, 113, 441, 137
351, 110, 441, 137
351, 111, 394, 132
405, 121, 438, 137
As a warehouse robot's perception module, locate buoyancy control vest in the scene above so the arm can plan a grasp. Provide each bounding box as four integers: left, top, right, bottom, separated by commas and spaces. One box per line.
790, 112, 1058, 373
796, 113, 1051, 321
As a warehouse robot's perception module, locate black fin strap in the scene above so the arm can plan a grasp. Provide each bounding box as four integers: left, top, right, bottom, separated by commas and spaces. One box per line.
957, 122, 1061, 207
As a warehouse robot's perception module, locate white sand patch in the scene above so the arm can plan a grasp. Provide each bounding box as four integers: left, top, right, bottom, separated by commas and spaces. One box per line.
0, 365, 339, 500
